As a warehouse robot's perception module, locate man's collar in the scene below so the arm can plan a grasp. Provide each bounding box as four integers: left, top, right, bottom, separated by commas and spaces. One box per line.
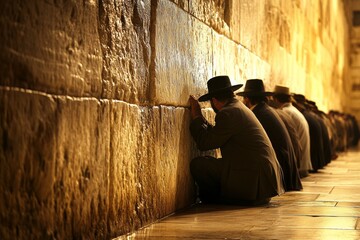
222, 97, 238, 108
282, 102, 292, 108
250, 103, 258, 111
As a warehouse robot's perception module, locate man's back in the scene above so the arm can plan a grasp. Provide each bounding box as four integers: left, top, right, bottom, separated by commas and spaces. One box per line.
252, 102, 302, 191
282, 103, 312, 175
302, 110, 326, 171
275, 109, 303, 171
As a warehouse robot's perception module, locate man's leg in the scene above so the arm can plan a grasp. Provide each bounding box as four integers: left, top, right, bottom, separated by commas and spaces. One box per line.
190, 156, 223, 203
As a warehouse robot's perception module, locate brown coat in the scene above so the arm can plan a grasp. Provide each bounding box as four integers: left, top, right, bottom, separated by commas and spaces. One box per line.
253, 102, 302, 191
275, 109, 303, 169
190, 98, 284, 202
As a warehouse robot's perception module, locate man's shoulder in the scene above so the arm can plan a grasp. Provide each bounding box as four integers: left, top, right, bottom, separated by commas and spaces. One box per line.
283, 104, 300, 115
215, 100, 245, 122
221, 99, 250, 117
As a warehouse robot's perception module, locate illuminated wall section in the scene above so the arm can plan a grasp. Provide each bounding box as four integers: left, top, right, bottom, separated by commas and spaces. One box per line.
348, 0, 360, 122
0, 0, 350, 238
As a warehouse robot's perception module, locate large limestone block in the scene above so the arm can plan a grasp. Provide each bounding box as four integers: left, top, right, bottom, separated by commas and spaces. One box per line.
154, 0, 212, 105
261, 0, 292, 60
53, 97, 111, 239
152, 106, 198, 215
285, 58, 306, 94
212, 33, 242, 83
189, 0, 230, 36
107, 101, 145, 235
238, 0, 267, 56
98, 0, 152, 103
0, 0, 102, 97
212, 33, 270, 84
0, 88, 59, 239
267, 42, 306, 91
291, 18, 305, 67
107, 103, 218, 236
0, 88, 111, 239
0, 87, 202, 238
264, 1, 294, 59
225, 0, 241, 43
108, 102, 199, 235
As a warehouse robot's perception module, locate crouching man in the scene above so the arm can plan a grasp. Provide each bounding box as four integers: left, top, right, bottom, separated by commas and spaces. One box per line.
189, 75, 284, 205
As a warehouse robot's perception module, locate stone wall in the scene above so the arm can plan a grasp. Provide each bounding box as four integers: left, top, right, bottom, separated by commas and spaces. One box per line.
348, 0, 360, 124
0, 0, 350, 238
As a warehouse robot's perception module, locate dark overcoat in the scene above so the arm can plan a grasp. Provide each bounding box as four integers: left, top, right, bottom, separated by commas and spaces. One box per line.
252, 102, 302, 191
314, 112, 332, 165
303, 110, 326, 171
275, 109, 303, 170
190, 98, 284, 202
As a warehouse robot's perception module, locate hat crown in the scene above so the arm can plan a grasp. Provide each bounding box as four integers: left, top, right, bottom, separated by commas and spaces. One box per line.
236, 79, 273, 97
293, 94, 306, 103
243, 79, 265, 93
198, 75, 243, 102
207, 76, 232, 93
274, 85, 290, 95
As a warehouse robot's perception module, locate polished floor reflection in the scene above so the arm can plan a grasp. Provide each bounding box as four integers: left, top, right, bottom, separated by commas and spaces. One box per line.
118, 147, 360, 239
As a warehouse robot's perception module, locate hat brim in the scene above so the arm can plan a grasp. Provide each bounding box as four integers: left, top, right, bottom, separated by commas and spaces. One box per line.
198, 84, 243, 102
273, 92, 291, 96
236, 91, 274, 97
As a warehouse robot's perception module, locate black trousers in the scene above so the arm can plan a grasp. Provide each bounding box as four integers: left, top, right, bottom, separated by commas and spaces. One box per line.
190, 156, 271, 206
190, 156, 223, 203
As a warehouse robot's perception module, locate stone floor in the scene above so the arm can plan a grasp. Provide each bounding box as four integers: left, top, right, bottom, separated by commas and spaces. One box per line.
117, 146, 360, 239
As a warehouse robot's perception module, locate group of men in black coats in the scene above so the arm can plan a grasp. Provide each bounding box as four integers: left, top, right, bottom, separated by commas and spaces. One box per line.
189, 76, 359, 205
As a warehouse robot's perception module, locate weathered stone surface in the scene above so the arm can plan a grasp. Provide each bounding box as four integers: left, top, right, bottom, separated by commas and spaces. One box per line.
0, 88, 59, 239
0, 87, 203, 238
170, 0, 189, 11
98, 0, 152, 103
0, 88, 111, 238
238, 0, 267, 57
226, 0, 241, 44
153, 0, 213, 105
238, 45, 272, 84
0, 0, 152, 104
0, 0, 103, 97
212, 33, 241, 82
348, 1, 360, 121
152, 106, 196, 214
189, 0, 230, 36
212, 32, 270, 85
0, 0, 354, 239
52, 96, 111, 239
349, 10, 360, 100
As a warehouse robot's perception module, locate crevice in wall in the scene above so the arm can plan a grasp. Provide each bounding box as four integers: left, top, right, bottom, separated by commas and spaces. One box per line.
224, 0, 231, 27
97, 0, 110, 100
148, 0, 159, 106
0, 86, 189, 110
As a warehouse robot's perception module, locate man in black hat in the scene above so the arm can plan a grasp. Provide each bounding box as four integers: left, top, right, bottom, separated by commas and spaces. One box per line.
272, 85, 312, 177
292, 94, 327, 171
189, 75, 284, 205
238, 79, 302, 191
305, 99, 333, 165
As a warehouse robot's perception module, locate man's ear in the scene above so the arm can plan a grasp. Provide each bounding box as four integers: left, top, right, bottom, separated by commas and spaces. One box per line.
212, 97, 221, 105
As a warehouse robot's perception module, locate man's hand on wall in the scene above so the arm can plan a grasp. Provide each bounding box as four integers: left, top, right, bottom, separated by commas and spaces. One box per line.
189, 95, 202, 120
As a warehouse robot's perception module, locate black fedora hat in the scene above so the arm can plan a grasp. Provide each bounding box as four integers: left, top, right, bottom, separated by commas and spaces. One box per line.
236, 79, 273, 97
292, 94, 306, 103
198, 76, 243, 102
